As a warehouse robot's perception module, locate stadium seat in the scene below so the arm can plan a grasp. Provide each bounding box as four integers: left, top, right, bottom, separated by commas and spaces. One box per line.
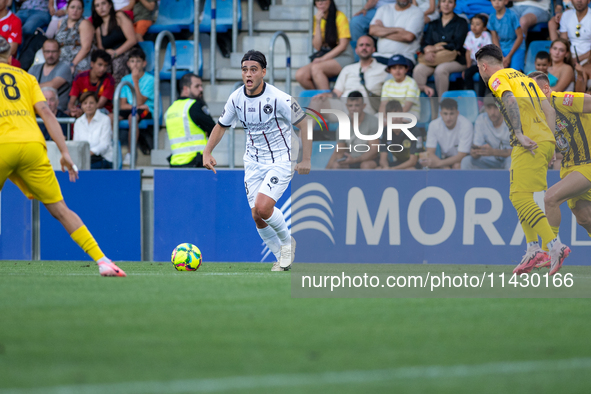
147, 0, 194, 34
441, 90, 479, 123
524, 40, 552, 74
427, 72, 463, 84
529, 23, 548, 33
138, 41, 155, 74
160, 41, 203, 80
298, 89, 330, 109
118, 97, 164, 130
311, 141, 334, 169
196, 0, 242, 33
83, 0, 92, 18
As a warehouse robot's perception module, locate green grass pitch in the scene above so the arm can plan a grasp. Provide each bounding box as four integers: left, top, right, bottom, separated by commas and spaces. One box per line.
1, 261, 591, 393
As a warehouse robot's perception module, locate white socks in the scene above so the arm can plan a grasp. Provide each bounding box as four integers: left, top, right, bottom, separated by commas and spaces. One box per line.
263, 207, 291, 245
257, 225, 281, 261
527, 241, 538, 249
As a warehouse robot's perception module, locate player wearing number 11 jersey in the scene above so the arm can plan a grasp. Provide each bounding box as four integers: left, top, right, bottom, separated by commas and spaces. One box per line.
475, 44, 570, 276
0, 37, 125, 277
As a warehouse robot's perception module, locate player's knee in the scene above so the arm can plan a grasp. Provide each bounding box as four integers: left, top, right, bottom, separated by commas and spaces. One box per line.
45, 201, 70, 221
575, 212, 591, 229
254, 203, 273, 221
544, 191, 559, 207
251, 210, 266, 226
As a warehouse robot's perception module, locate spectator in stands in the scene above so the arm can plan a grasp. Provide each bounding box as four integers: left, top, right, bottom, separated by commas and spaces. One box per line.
113, 0, 134, 20
93, 0, 137, 85
379, 54, 421, 118
413, 0, 439, 24
132, 0, 156, 42
413, 0, 469, 97
295, 0, 354, 90
69, 49, 115, 117
463, 14, 491, 97
29, 39, 73, 112
325, 91, 380, 169
165, 73, 215, 167
421, 98, 473, 169
46, 0, 68, 38
461, 96, 512, 169
349, 0, 396, 55
377, 100, 420, 169
488, 0, 525, 71
15, 0, 51, 39
0, 0, 22, 59
39, 86, 69, 140
368, 0, 424, 66
74, 91, 114, 169
119, 46, 153, 159
548, 39, 575, 92
511, 0, 551, 38
55, 0, 94, 75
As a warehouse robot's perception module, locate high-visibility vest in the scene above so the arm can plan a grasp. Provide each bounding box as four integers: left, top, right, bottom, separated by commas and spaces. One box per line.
165, 98, 207, 165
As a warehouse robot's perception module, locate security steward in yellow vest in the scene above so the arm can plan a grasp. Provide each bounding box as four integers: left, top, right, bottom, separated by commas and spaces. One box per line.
165, 74, 215, 167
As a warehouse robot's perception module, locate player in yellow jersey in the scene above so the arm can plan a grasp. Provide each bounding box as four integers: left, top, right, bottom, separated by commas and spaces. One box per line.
529, 71, 591, 269
0, 37, 125, 277
475, 44, 570, 276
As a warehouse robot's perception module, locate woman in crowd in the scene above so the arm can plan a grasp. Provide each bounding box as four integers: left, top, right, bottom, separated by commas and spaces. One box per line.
412, 0, 469, 97
92, 0, 137, 85
74, 92, 114, 169
548, 38, 575, 92
55, 0, 94, 75
295, 0, 354, 90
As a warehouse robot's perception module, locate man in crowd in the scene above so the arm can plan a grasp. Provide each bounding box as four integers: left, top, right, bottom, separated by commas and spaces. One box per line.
29, 39, 72, 112
350, 0, 396, 56
15, 0, 51, 39
39, 86, 68, 140
165, 73, 215, 167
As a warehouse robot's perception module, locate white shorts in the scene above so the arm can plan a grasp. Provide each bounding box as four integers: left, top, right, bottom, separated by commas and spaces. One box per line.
244, 158, 294, 209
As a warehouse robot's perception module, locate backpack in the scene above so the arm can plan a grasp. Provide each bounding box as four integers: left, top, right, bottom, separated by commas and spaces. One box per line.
18, 28, 47, 71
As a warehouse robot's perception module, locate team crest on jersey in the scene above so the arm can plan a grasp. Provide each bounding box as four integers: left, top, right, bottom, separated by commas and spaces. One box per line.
556, 134, 570, 153
563, 94, 574, 106
403, 140, 411, 149
263, 104, 273, 114
491, 78, 501, 91
270, 176, 279, 184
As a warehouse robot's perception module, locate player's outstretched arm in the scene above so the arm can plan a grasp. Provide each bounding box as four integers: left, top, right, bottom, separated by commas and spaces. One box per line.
294, 118, 312, 175
202, 123, 227, 174
34, 102, 79, 182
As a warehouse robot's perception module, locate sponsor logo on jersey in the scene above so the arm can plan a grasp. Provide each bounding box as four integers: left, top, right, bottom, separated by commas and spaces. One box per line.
563, 94, 574, 107
248, 107, 256, 112
491, 78, 501, 91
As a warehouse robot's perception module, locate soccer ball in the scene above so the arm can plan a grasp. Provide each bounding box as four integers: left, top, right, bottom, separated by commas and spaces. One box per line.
171, 243, 202, 271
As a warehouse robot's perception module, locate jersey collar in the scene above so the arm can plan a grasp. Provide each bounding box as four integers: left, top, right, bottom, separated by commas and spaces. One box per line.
244, 82, 266, 98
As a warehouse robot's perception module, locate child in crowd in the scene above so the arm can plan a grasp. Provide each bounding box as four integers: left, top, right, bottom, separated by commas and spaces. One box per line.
68, 49, 115, 117
488, 0, 525, 70
380, 54, 421, 119
46, 0, 68, 38
534, 51, 559, 87
463, 14, 492, 96
133, 0, 157, 41
74, 92, 114, 169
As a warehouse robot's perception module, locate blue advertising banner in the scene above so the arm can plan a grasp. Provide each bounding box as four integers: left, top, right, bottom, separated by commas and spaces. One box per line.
153, 169, 590, 265
0, 182, 32, 260
39, 171, 142, 261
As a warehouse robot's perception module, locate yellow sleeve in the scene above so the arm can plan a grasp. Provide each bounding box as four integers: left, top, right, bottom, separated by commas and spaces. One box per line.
29, 74, 46, 106
336, 11, 351, 39
489, 72, 512, 98
552, 91, 585, 114
313, 15, 317, 36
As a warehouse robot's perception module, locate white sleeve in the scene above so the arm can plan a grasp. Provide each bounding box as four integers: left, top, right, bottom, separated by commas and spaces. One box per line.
217, 93, 238, 127
92, 116, 113, 157
288, 97, 306, 125
370, 6, 384, 25
426, 121, 438, 149
458, 117, 474, 154
73, 118, 83, 142
405, 8, 425, 37
558, 12, 569, 34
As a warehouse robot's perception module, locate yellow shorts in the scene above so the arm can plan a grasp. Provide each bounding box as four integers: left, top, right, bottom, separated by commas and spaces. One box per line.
0, 143, 64, 204
510, 141, 555, 195
560, 163, 591, 209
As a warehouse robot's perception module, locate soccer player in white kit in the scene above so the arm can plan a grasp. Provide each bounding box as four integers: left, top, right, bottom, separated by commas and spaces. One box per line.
203, 50, 312, 271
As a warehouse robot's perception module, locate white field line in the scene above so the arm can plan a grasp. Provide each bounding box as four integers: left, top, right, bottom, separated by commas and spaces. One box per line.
0, 272, 285, 277
1, 357, 590, 394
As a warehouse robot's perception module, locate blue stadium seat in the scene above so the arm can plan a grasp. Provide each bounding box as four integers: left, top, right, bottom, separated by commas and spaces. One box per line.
524, 40, 552, 74
311, 141, 334, 169
196, 0, 242, 33
427, 72, 463, 84
441, 90, 479, 123
529, 23, 548, 33
118, 97, 164, 130
160, 41, 203, 80
83, 0, 92, 18
147, 0, 194, 34
138, 41, 155, 74
297, 89, 330, 109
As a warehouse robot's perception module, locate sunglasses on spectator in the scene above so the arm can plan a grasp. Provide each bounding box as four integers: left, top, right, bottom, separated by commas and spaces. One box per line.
576, 24, 581, 38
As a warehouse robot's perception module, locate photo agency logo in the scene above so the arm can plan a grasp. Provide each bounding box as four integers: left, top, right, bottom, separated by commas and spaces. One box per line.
305, 108, 419, 154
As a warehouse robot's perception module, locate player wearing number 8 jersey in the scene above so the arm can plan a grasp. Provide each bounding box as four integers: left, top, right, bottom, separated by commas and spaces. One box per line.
475, 44, 570, 276
0, 37, 125, 277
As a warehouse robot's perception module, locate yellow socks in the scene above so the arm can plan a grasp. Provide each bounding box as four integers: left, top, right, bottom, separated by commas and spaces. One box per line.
70, 226, 105, 262
511, 192, 557, 250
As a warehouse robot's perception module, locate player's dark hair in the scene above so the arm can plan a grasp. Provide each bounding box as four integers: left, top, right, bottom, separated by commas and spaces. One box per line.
347, 90, 364, 100
79, 91, 98, 103
385, 100, 403, 113
178, 73, 199, 94
128, 47, 146, 61
91, 49, 112, 64
535, 51, 550, 62
475, 44, 503, 64
471, 13, 488, 27
316, 0, 338, 49
440, 98, 458, 111
528, 71, 550, 87
241, 50, 267, 69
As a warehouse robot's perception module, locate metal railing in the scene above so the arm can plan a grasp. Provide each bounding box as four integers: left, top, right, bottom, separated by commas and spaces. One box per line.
232, 0, 239, 53
36, 117, 76, 140
195, 0, 201, 75
210, 0, 217, 85
154, 30, 177, 151
269, 31, 291, 95
309, 0, 353, 54
112, 80, 138, 170
248, 0, 253, 36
